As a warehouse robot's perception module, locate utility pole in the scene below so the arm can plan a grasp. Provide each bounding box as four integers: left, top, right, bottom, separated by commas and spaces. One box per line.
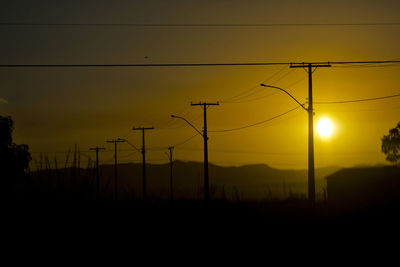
90, 146, 105, 200
289, 63, 331, 205
132, 127, 154, 200
106, 139, 125, 200
167, 146, 174, 202
191, 101, 219, 202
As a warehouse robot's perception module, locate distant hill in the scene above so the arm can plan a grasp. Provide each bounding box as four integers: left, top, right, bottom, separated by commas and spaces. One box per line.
327, 166, 400, 210
25, 161, 340, 200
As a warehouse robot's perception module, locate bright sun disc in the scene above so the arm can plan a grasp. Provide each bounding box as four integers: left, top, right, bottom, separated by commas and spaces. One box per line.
317, 118, 334, 138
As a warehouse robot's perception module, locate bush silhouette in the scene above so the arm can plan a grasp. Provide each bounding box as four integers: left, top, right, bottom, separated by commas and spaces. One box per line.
381, 121, 400, 166
0, 115, 31, 188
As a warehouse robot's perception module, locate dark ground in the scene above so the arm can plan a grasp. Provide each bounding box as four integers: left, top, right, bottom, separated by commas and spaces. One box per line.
3, 197, 399, 261
4, 166, 400, 243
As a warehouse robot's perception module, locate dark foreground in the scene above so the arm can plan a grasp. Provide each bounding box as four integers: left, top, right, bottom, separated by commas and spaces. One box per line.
5, 198, 400, 231
4, 198, 400, 257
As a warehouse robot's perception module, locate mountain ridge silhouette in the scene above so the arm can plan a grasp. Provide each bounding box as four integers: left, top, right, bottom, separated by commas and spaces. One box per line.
26, 160, 340, 200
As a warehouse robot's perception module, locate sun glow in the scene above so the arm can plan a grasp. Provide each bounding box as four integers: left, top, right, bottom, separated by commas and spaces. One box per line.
317, 117, 334, 138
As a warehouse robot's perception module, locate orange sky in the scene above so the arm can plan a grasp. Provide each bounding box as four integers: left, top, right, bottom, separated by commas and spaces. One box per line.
1, 0, 399, 169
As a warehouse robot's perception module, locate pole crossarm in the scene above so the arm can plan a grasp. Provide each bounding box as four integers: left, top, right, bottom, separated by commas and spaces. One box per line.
89, 147, 106, 152
132, 127, 155, 130
191, 101, 220, 109
260, 84, 308, 111
89, 147, 106, 150
191, 101, 220, 105
290, 63, 331, 74
106, 139, 126, 144
290, 63, 332, 68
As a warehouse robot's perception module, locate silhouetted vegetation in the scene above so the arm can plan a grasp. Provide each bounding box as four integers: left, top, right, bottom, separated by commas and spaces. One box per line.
381, 121, 400, 165
0, 115, 31, 197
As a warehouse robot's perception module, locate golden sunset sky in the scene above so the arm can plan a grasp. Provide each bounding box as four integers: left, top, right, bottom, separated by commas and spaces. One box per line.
1, 0, 399, 169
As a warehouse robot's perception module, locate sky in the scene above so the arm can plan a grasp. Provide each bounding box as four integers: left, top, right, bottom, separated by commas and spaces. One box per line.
1, 0, 400, 169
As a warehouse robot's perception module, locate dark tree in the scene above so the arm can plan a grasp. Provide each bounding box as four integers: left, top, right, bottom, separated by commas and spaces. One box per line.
0, 115, 13, 147
0, 116, 31, 186
381, 121, 400, 165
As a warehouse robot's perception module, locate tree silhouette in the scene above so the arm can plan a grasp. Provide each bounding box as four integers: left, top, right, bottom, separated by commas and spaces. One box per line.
381, 121, 400, 166
0, 116, 31, 188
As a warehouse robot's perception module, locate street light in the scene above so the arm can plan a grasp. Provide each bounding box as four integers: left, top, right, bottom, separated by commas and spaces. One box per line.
260, 83, 316, 204
170, 115, 203, 136
117, 138, 141, 153
170, 114, 210, 201
260, 84, 307, 111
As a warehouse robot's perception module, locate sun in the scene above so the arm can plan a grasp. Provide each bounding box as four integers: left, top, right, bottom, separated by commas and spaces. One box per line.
316, 117, 334, 138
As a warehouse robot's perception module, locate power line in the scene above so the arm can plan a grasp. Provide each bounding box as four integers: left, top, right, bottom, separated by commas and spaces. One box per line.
315, 105, 400, 113
175, 147, 304, 155
268, 68, 294, 84
281, 76, 307, 89
221, 91, 279, 104
96, 158, 166, 164
223, 73, 307, 104
315, 93, 400, 104
1, 22, 400, 27
173, 133, 199, 147
332, 63, 400, 68
174, 147, 383, 155
0, 63, 289, 68
156, 105, 192, 129
117, 138, 141, 153
32, 134, 200, 156
1, 61, 400, 68
325, 60, 400, 65
31, 149, 142, 154
209, 106, 302, 133
146, 133, 200, 152
221, 65, 288, 102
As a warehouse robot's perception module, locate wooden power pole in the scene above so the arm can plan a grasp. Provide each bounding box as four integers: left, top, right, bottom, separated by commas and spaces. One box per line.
106, 139, 125, 200
191, 102, 219, 202
90, 146, 105, 200
289, 63, 331, 204
133, 127, 154, 200
167, 146, 174, 202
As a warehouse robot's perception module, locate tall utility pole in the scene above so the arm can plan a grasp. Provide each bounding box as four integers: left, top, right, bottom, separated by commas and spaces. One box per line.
106, 139, 125, 200
289, 63, 331, 205
191, 101, 219, 202
167, 146, 174, 202
90, 146, 105, 200
132, 127, 154, 200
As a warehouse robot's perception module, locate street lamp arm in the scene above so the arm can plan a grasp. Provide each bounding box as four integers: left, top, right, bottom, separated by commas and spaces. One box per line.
117, 138, 141, 153
171, 115, 203, 136
260, 84, 308, 111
